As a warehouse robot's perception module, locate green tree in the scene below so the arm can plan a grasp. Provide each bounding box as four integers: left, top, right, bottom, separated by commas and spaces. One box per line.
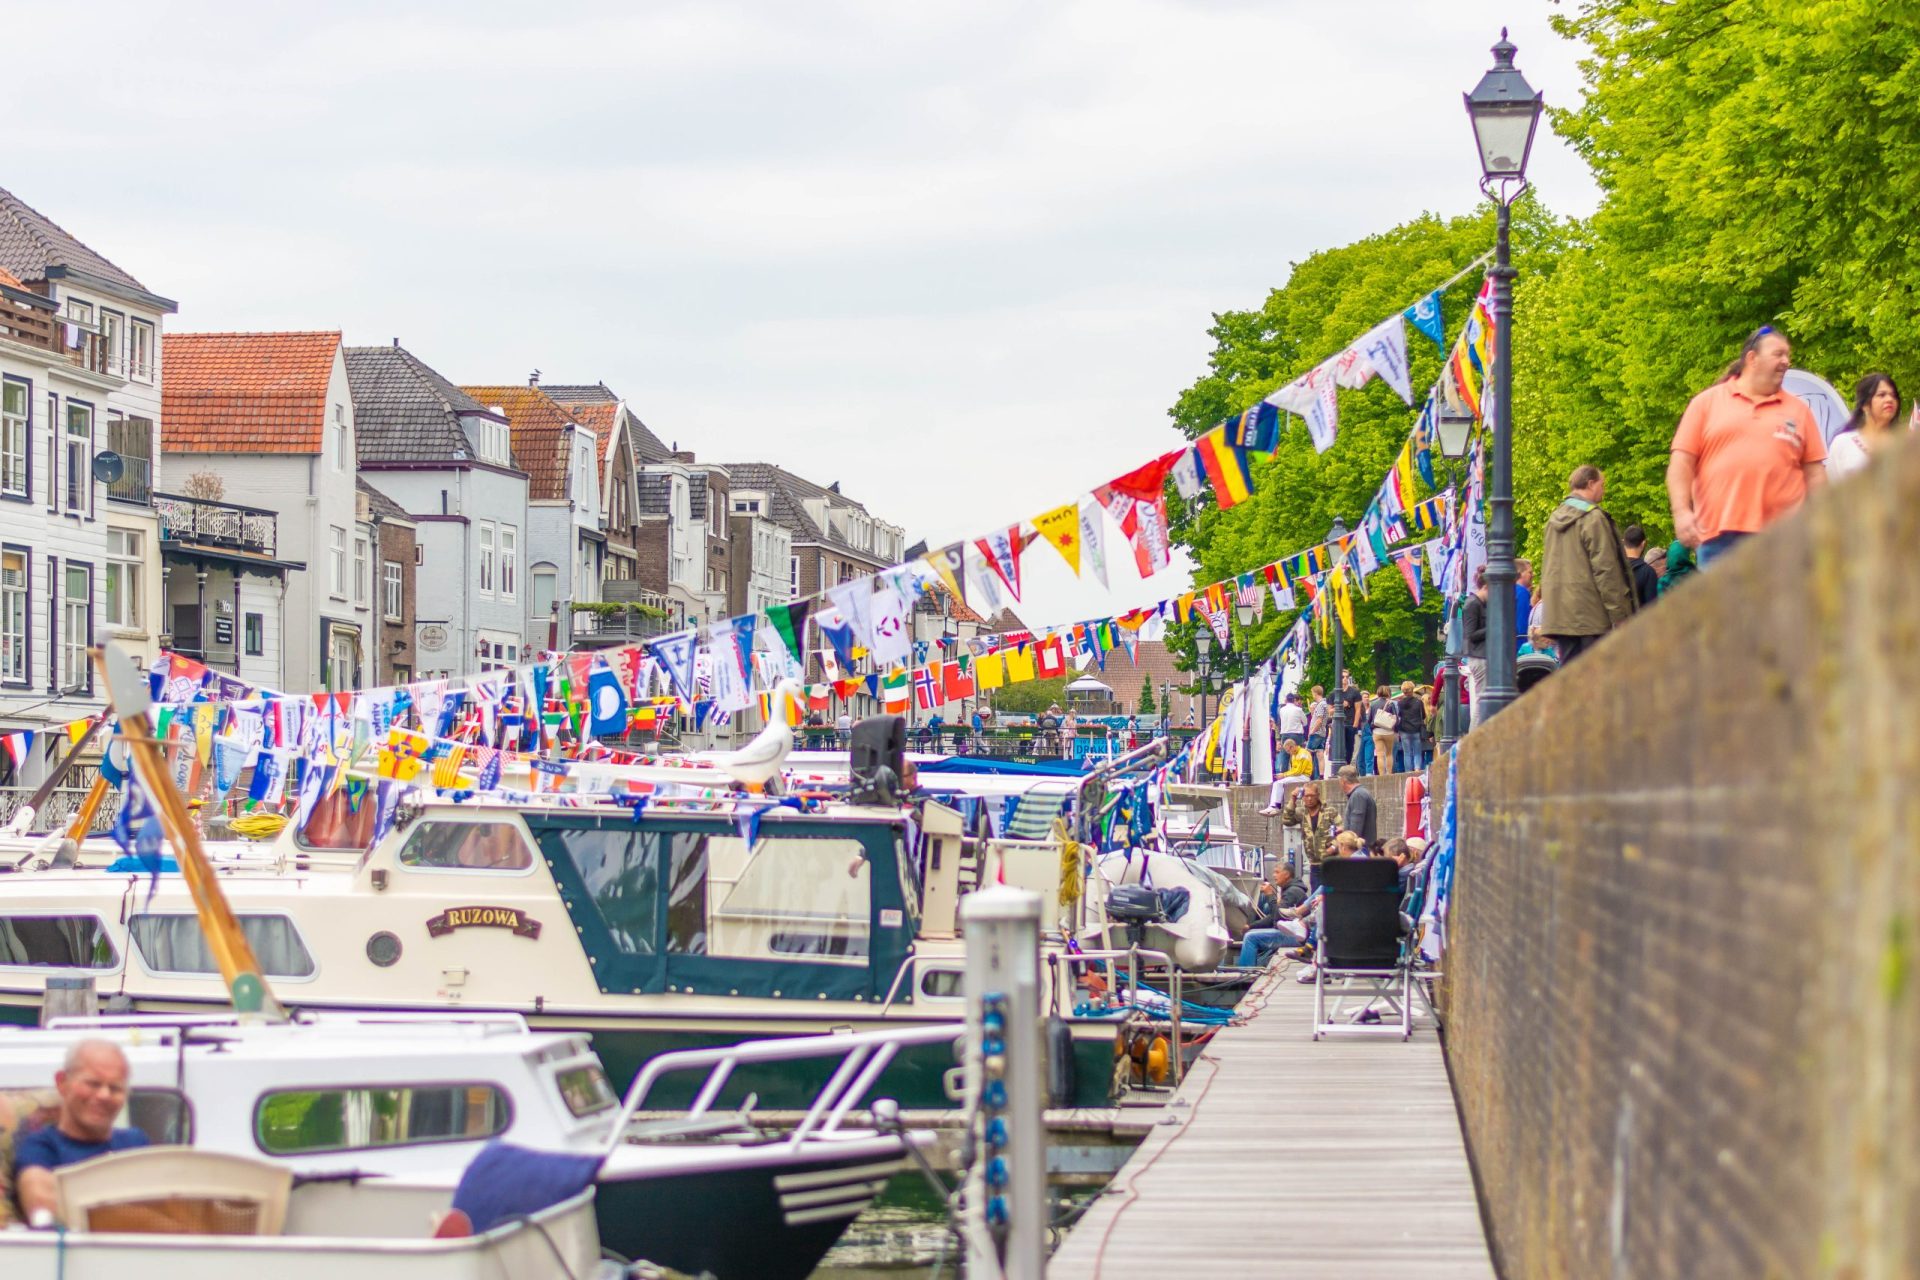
1137, 677, 1156, 716
1166, 206, 1568, 692
987, 676, 1071, 716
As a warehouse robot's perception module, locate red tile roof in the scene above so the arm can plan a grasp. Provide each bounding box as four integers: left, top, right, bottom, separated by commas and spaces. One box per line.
0, 265, 22, 289
459, 384, 580, 500
557, 399, 618, 458
163, 331, 342, 454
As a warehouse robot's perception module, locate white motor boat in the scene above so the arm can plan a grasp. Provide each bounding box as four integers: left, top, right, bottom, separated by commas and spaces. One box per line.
1083, 848, 1232, 971
0, 1011, 939, 1279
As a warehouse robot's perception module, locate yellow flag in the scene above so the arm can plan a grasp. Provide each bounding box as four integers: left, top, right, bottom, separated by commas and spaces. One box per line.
431, 743, 468, 790
66, 717, 91, 746
1004, 645, 1038, 684
974, 652, 1007, 690
922, 546, 967, 607
193, 705, 217, 768
1330, 566, 1356, 639
1395, 438, 1418, 505
1030, 504, 1082, 575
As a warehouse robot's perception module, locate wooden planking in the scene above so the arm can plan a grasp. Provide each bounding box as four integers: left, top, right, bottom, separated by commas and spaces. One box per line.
1049, 967, 1495, 1280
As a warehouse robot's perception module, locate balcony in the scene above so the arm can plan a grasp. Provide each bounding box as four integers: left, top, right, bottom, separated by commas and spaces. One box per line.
156, 492, 279, 560
0, 294, 114, 376
570, 602, 674, 647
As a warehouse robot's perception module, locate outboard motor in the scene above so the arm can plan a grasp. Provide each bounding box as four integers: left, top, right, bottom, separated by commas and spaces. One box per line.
848, 715, 907, 806
1105, 884, 1167, 950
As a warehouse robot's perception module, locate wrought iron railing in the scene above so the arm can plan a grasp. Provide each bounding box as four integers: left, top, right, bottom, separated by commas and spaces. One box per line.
155, 492, 278, 557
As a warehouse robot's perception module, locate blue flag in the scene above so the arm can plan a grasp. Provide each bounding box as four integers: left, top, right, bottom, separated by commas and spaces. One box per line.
111, 772, 166, 883
1405, 289, 1445, 352
587, 664, 628, 737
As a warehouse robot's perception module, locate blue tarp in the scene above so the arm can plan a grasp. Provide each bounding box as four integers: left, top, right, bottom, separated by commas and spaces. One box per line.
918, 756, 1086, 776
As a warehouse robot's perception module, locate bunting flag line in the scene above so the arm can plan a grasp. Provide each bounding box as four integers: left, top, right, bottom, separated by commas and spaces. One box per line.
1031, 503, 1082, 575
1193, 426, 1255, 509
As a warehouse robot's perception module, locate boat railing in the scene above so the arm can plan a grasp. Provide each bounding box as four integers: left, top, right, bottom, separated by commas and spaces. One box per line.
609, 1022, 964, 1156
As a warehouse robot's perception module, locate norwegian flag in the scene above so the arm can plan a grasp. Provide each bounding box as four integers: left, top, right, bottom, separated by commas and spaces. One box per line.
913, 664, 942, 710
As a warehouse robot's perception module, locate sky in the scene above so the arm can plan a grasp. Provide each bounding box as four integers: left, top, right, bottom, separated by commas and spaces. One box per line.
7, 1, 1602, 628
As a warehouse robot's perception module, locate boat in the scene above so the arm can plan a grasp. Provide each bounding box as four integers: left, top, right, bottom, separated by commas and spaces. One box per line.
0, 787, 1132, 1110
1082, 847, 1232, 971
0, 1155, 609, 1279
0, 1011, 940, 1278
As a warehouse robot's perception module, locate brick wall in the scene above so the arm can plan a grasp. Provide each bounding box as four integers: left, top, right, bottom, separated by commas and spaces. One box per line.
1447, 437, 1920, 1280
376, 519, 415, 682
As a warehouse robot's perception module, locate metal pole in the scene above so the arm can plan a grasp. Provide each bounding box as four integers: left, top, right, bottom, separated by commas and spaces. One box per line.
1329, 622, 1347, 769
960, 887, 1045, 1280
1482, 199, 1519, 719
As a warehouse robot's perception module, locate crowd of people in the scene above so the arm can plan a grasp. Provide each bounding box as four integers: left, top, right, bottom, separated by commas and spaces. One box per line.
1273, 673, 1437, 780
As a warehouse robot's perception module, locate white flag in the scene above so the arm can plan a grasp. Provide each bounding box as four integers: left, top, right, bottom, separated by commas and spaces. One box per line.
1078, 501, 1109, 590
868, 579, 912, 667
1358, 315, 1413, 404
826, 580, 875, 648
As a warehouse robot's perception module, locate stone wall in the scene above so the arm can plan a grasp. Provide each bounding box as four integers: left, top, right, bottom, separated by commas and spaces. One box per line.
1229, 770, 1420, 852
1448, 438, 1920, 1279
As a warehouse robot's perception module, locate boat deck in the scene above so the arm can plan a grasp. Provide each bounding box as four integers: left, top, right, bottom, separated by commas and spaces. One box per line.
1047, 964, 1495, 1279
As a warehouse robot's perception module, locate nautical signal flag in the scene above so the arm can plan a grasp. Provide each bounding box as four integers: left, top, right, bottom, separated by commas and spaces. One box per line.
1032, 503, 1081, 575
1223, 402, 1280, 454
943, 658, 975, 702
912, 663, 943, 710
1193, 427, 1254, 509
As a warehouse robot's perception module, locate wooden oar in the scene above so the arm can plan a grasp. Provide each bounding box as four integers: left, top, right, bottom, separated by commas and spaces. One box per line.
93, 642, 285, 1021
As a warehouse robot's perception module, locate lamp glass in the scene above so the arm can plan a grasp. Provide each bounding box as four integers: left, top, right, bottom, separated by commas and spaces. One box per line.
1236, 602, 1255, 627
1194, 629, 1212, 661
1464, 32, 1543, 183
1435, 408, 1476, 459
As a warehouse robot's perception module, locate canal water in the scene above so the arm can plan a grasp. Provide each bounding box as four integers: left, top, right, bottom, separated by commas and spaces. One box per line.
813, 1174, 1104, 1277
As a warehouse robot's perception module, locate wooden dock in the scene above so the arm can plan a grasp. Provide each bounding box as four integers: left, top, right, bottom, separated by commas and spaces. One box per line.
1048, 965, 1495, 1279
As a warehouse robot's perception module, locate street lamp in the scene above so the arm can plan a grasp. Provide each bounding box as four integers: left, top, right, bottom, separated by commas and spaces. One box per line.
1433, 402, 1477, 755
1194, 626, 1213, 732
1465, 29, 1542, 723
1326, 515, 1349, 769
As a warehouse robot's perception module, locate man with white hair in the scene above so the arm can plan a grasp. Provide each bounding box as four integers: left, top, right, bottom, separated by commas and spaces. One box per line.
13, 1039, 150, 1223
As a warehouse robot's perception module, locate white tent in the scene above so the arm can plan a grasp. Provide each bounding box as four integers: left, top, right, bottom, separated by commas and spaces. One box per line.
1782, 368, 1851, 445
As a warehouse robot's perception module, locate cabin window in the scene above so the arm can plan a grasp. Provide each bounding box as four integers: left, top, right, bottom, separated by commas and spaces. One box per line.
398, 821, 533, 872
705, 835, 870, 962
541, 828, 659, 955
130, 913, 316, 978
255, 1083, 511, 1156
128, 1089, 195, 1144
292, 784, 379, 851
0, 915, 115, 969
554, 1064, 618, 1118
918, 967, 964, 999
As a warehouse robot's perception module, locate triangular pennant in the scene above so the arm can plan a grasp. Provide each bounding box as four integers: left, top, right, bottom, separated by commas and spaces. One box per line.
1032, 504, 1082, 575
922, 544, 968, 607
972, 526, 1023, 602
646, 631, 699, 701
826, 581, 876, 648
765, 599, 812, 671
1078, 502, 1109, 590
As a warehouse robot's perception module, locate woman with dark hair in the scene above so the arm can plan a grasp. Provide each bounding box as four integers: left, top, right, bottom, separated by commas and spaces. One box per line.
1827, 372, 1903, 480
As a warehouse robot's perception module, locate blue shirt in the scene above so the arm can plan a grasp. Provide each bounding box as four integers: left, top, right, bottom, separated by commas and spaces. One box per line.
1515, 584, 1531, 654
12, 1124, 150, 1171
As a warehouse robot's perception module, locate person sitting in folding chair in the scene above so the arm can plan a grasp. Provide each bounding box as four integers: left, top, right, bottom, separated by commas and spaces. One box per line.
1310, 849, 1415, 1040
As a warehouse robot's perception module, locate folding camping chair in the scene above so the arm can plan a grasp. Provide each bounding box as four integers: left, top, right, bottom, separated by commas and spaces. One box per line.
1311, 857, 1413, 1040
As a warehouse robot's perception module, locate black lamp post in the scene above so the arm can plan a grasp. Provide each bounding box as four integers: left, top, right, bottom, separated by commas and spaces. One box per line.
1432, 402, 1477, 755
1465, 29, 1543, 723
1326, 515, 1349, 768
1194, 627, 1214, 732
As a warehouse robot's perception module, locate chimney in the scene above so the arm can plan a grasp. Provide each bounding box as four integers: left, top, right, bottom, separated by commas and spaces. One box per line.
528, 369, 541, 387
392, 337, 400, 347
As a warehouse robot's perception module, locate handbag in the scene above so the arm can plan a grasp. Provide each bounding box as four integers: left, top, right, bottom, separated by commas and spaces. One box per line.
1371, 705, 1399, 731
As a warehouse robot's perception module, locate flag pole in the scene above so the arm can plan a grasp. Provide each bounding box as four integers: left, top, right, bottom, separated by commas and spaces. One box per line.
93, 642, 285, 1021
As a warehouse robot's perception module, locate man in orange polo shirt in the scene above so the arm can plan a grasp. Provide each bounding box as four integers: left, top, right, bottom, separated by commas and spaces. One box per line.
1668, 327, 1827, 569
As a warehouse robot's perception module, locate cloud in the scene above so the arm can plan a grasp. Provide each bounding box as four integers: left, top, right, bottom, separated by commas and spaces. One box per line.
5, 0, 1599, 626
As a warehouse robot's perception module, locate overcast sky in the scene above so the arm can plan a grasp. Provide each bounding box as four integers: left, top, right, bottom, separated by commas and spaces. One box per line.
9, 1, 1599, 627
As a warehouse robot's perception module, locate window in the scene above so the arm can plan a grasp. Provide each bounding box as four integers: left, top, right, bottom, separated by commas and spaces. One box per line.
383, 560, 402, 621
105, 529, 141, 630
531, 566, 557, 619
61, 562, 91, 690
331, 404, 348, 470
328, 526, 346, 597
64, 401, 91, 513
129, 319, 154, 382
354, 536, 370, 606
500, 526, 516, 601
1, 548, 25, 685
98, 310, 123, 377
398, 821, 533, 871
414, 544, 424, 566
244, 611, 264, 656
477, 521, 494, 594
0, 915, 115, 968
255, 1084, 510, 1156
64, 298, 93, 326
555, 1065, 618, 1118
130, 914, 315, 978
292, 785, 378, 851
789, 555, 800, 597
1, 379, 25, 499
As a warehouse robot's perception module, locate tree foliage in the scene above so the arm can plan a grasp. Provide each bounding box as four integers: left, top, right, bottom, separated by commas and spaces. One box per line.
1137, 677, 1156, 715
1174, 1, 1919, 663
985, 675, 1071, 716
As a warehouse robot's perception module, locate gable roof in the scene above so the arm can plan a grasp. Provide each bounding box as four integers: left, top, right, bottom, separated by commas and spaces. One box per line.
721, 462, 902, 561
540, 382, 616, 405
458, 384, 582, 501
356, 475, 412, 523
163, 331, 343, 454
345, 344, 506, 466
545, 384, 673, 467
0, 186, 173, 309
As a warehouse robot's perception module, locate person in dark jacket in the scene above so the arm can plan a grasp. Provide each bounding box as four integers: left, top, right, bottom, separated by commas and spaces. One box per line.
1462, 568, 1489, 726
1335, 765, 1377, 846
1658, 539, 1696, 596
1393, 680, 1427, 772
1621, 524, 1659, 607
